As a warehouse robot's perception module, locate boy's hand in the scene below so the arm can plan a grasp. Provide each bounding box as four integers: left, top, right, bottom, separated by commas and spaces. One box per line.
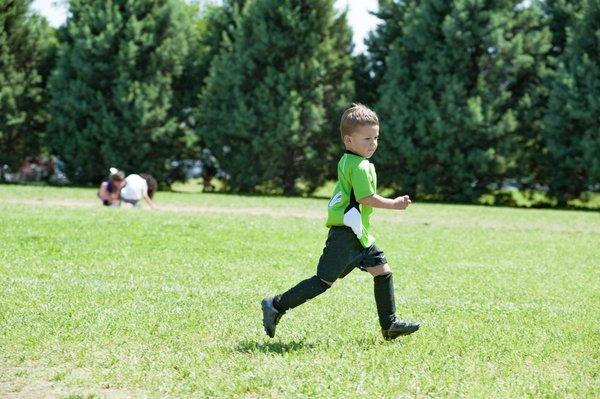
393, 195, 411, 210
358, 193, 411, 210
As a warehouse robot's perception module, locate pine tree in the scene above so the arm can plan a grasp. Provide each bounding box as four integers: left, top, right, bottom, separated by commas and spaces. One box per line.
174, 0, 247, 122
508, 0, 584, 195
375, 0, 551, 202
0, 0, 55, 170
198, 0, 353, 194
178, 0, 245, 157
46, 0, 194, 184
352, 0, 414, 107
167, 2, 219, 177
542, 0, 585, 58
504, 3, 553, 191
351, 53, 375, 106
200, 0, 246, 61
307, 6, 354, 189
544, 0, 600, 205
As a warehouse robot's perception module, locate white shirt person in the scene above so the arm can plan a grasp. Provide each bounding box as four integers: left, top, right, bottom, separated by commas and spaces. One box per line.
120, 173, 156, 209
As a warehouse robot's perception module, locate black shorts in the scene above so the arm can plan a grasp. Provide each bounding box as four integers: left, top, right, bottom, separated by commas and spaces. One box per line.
121, 197, 139, 205
316, 226, 387, 282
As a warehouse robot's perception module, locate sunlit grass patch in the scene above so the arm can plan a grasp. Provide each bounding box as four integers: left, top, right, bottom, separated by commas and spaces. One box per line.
0, 185, 598, 398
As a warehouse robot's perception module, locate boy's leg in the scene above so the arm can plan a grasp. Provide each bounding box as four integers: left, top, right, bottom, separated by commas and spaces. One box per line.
369, 264, 396, 329
262, 276, 331, 338
273, 227, 358, 314
262, 227, 360, 338
264, 270, 336, 339
367, 260, 420, 340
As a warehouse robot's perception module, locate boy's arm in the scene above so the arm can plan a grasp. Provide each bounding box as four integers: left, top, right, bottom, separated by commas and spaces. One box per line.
142, 193, 155, 209
98, 183, 110, 201
358, 194, 411, 210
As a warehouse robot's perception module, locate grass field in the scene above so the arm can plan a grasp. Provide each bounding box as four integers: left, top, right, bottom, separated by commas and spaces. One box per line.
0, 185, 598, 398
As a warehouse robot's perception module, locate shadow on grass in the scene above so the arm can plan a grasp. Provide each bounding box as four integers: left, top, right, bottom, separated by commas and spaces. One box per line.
235, 340, 315, 354
352, 336, 387, 347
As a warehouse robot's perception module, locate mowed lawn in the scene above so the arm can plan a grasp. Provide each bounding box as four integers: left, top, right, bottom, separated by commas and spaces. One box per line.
0, 185, 598, 398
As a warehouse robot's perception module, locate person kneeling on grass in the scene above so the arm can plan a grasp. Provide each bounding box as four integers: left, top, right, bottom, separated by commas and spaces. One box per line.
119, 173, 157, 209
262, 103, 420, 341
98, 168, 125, 206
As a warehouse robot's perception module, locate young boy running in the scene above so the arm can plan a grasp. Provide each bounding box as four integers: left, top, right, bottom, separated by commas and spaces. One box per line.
262, 103, 420, 341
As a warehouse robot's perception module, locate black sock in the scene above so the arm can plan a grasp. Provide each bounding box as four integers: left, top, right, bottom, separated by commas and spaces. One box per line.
373, 272, 396, 330
273, 275, 330, 313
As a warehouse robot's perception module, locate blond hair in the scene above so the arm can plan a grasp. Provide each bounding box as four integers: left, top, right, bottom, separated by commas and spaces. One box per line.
339, 103, 379, 140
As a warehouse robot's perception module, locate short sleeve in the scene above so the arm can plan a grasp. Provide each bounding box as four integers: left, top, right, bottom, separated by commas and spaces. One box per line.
351, 162, 376, 200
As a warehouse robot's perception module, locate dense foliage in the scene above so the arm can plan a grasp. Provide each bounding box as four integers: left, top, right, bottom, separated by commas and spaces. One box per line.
353, 0, 412, 107
1, 0, 597, 206
372, 1, 552, 201
46, 0, 195, 183
544, 0, 600, 205
199, 0, 353, 194
0, 0, 55, 169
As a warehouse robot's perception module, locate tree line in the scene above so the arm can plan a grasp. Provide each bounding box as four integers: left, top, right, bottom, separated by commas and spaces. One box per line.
1, 0, 598, 205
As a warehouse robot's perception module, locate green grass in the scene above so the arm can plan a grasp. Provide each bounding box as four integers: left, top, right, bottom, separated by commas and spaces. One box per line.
0, 185, 598, 398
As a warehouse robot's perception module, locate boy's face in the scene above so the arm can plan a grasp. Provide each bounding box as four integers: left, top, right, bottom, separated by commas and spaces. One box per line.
343, 124, 379, 159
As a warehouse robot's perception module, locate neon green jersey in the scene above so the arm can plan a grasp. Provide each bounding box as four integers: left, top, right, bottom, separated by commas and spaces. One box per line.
326, 151, 377, 247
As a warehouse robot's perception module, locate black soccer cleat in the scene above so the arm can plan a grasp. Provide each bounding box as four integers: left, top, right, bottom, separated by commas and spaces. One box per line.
381, 319, 420, 340
261, 296, 283, 338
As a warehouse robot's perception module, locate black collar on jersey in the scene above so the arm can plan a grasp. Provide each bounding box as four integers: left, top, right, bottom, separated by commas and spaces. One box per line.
345, 150, 362, 157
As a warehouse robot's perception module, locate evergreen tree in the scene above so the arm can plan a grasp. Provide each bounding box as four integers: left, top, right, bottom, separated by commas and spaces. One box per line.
544, 0, 600, 205
46, 0, 194, 184
0, 0, 55, 169
505, 3, 552, 191
177, 0, 245, 157
199, 0, 353, 194
168, 2, 216, 176
509, 0, 584, 194
309, 6, 354, 188
351, 53, 375, 106
355, 0, 414, 107
171, 3, 209, 127
174, 0, 246, 122
375, 0, 551, 201
200, 0, 246, 61
542, 0, 585, 58
366, 0, 410, 91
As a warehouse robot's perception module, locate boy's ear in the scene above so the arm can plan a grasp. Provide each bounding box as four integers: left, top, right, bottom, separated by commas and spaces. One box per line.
343, 134, 352, 145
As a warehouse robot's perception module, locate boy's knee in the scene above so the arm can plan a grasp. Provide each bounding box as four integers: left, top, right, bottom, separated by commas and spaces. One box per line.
367, 263, 391, 277
318, 277, 334, 286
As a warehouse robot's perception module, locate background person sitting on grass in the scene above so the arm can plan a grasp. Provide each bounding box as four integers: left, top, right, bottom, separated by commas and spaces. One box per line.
120, 173, 157, 209
97, 168, 125, 206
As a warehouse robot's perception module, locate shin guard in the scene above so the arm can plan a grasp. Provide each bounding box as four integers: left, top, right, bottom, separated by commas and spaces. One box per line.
373, 272, 396, 330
